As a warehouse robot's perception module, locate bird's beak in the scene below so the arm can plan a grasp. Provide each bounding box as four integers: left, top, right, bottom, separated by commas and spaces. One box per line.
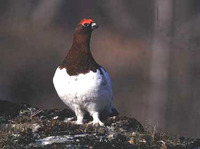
91, 22, 98, 29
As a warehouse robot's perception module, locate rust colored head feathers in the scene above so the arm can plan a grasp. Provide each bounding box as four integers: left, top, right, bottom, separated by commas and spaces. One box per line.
80, 19, 94, 25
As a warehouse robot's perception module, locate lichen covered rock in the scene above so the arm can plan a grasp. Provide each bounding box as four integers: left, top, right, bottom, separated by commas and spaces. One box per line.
0, 100, 200, 149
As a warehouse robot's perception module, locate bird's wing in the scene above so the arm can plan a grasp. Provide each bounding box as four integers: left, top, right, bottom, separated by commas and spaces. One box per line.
99, 67, 112, 87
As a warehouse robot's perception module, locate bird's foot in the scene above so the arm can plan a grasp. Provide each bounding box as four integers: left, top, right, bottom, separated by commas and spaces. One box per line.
88, 112, 104, 126
64, 117, 83, 125
88, 120, 104, 126
64, 117, 75, 123
75, 115, 84, 125
75, 120, 83, 125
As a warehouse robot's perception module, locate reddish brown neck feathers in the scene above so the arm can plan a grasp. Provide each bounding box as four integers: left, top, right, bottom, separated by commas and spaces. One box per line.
59, 19, 100, 76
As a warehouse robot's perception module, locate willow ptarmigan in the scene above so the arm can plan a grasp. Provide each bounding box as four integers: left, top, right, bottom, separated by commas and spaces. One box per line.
53, 19, 114, 126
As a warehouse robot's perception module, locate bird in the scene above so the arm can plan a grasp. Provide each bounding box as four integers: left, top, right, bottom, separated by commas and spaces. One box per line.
53, 19, 114, 126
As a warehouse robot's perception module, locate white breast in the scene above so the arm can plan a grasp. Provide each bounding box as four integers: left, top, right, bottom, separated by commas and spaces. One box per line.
53, 67, 113, 114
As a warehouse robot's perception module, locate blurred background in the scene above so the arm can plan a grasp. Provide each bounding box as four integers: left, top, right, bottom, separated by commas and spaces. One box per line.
0, 0, 200, 138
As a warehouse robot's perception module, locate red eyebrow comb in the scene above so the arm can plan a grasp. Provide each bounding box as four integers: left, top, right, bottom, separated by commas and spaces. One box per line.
80, 19, 94, 25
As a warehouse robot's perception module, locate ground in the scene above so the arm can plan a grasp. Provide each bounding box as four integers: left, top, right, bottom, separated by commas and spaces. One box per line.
0, 100, 200, 149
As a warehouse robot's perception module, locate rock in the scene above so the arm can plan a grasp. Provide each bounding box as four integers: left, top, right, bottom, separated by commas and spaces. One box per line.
0, 100, 200, 149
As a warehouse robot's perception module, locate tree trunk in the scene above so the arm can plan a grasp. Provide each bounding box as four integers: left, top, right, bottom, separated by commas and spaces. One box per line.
149, 0, 173, 128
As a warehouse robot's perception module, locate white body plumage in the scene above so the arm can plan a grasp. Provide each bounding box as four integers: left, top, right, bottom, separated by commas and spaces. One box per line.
53, 67, 113, 126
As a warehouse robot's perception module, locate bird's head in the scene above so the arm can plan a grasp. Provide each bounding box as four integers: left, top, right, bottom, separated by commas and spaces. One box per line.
74, 19, 98, 37
72, 18, 98, 47
80, 19, 98, 30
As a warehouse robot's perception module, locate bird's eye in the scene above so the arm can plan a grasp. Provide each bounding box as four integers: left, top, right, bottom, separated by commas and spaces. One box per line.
83, 23, 89, 27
